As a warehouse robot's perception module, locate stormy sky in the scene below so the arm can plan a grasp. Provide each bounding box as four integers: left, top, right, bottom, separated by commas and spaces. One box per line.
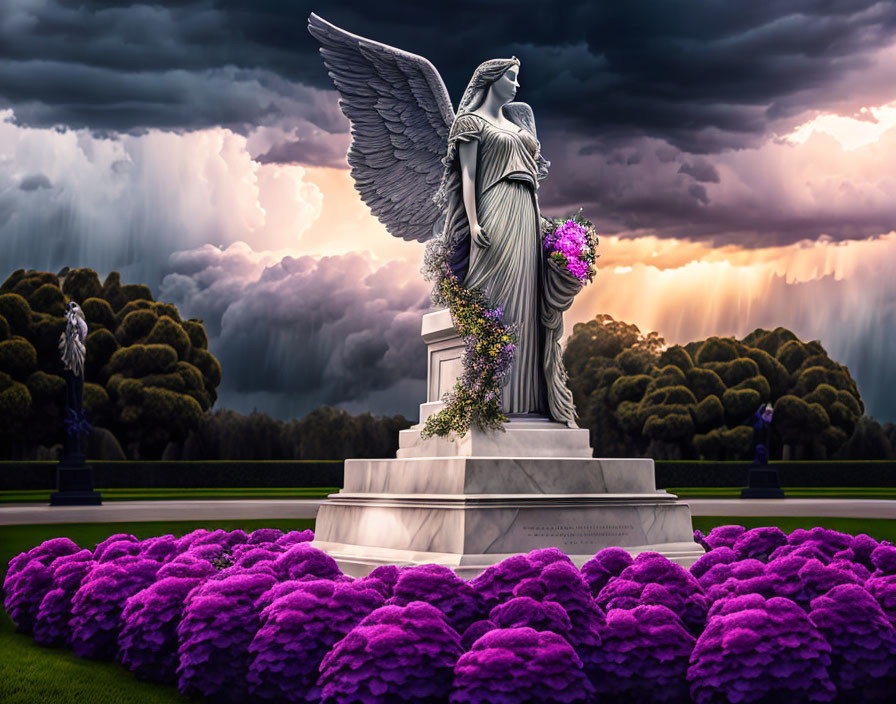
1, 0, 895, 421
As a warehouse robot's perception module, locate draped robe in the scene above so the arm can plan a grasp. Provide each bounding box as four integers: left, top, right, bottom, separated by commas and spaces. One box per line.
450, 112, 579, 425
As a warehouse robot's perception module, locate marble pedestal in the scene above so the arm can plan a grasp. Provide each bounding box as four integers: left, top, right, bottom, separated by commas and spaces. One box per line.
311, 310, 704, 578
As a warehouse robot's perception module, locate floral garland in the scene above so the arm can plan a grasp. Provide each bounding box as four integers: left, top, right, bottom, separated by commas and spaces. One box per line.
420, 211, 598, 439
420, 263, 517, 439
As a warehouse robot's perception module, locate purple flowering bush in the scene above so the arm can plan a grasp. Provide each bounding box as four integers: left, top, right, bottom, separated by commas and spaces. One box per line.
592, 605, 696, 703
138, 535, 180, 563
92, 533, 139, 560
4, 536, 81, 634
764, 554, 862, 610
471, 548, 572, 611
270, 543, 343, 581
513, 560, 605, 670
690, 547, 738, 584
451, 627, 594, 704
596, 552, 708, 634
489, 596, 572, 636
787, 527, 852, 561
698, 525, 746, 551
33, 549, 95, 646
118, 557, 217, 683
871, 544, 896, 576
247, 579, 385, 702
461, 619, 498, 651
731, 526, 788, 562
688, 594, 836, 704
809, 584, 896, 702
70, 556, 162, 659
388, 564, 486, 632
866, 575, 896, 627
8, 525, 896, 703
176, 570, 278, 702
580, 546, 633, 597
317, 602, 462, 703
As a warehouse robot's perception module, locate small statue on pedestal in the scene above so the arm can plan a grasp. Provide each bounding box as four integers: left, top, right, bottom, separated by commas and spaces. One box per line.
749, 402, 774, 465
741, 402, 784, 499
50, 301, 101, 505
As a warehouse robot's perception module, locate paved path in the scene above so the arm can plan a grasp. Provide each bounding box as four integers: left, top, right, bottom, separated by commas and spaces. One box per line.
682, 498, 896, 520
1, 497, 894, 526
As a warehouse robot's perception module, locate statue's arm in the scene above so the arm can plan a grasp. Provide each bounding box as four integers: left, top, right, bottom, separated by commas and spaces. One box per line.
459, 140, 489, 248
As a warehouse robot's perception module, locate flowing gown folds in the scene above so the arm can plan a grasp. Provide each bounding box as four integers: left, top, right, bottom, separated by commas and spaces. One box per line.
452, 113, 548, 415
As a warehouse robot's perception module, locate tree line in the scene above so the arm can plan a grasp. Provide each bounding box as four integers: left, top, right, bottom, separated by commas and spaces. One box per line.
1, 267, 892, 461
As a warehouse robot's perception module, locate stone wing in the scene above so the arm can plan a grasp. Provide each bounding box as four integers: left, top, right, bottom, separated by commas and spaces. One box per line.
308, 13, 455, 242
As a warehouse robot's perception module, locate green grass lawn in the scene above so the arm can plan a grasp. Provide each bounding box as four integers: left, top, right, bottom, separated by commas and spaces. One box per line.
0, 487, 340, 503
0, 611, 201, 704
1, 519, 314, 704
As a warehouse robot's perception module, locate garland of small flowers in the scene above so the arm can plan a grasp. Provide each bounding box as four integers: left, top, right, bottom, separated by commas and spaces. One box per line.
420, 210, 597, 439
420, 262, 517, 439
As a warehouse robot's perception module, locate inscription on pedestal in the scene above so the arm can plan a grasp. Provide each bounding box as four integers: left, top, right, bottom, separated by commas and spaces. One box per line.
522, 522, 635, 548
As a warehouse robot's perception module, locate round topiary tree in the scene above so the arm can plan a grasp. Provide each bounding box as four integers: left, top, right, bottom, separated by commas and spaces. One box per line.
0, 267, 221, 459
564, 314, 864, 460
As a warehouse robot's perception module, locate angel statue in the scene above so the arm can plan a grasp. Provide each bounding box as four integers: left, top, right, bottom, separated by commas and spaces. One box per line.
309, 14, 585, 428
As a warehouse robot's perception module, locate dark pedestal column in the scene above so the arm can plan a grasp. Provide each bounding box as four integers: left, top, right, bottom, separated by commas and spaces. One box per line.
50, 462, 102, 505
740, 464, 785, 499
50, 370, 102, 506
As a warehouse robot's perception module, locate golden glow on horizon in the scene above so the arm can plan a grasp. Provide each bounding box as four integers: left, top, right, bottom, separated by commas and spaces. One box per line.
568, 231, 896, 345
783, 100, 896, 151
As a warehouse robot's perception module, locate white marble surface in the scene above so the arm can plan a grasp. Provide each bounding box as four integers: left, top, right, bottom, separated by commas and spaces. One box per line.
344, 456, 658, 495
314, 495, 697, 562
398, 421, 593, 458
421, 308, 455, 344
312, 538, 706, 578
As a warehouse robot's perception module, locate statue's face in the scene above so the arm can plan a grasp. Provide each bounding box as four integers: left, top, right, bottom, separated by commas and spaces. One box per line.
491, 65, 519, 103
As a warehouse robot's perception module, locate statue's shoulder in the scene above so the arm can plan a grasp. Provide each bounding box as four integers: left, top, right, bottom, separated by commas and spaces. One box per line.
451, 112, 487, 139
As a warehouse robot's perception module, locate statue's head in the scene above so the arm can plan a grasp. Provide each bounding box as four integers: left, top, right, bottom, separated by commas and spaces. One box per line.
458, 57, 520, 113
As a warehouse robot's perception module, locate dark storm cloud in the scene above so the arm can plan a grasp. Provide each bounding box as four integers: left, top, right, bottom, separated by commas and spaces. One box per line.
19, 174, 52, 190
3, 0, 895, 246
3, 0, 895, 146
678, 160, 720, 183
255, 134, 350, 169
158, 245, 430, 417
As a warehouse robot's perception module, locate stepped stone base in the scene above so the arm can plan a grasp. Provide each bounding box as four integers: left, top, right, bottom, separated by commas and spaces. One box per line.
311, 450, 704, 578
310, 310, 704, 577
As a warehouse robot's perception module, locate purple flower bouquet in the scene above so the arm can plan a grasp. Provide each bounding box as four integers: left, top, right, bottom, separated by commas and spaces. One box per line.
542, 213, 599, 283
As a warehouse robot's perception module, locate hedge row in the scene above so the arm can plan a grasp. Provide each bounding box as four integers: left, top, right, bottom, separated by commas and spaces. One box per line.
654, 461, 896, 488
2, 460, 896, 492
0, 461, 343, 491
